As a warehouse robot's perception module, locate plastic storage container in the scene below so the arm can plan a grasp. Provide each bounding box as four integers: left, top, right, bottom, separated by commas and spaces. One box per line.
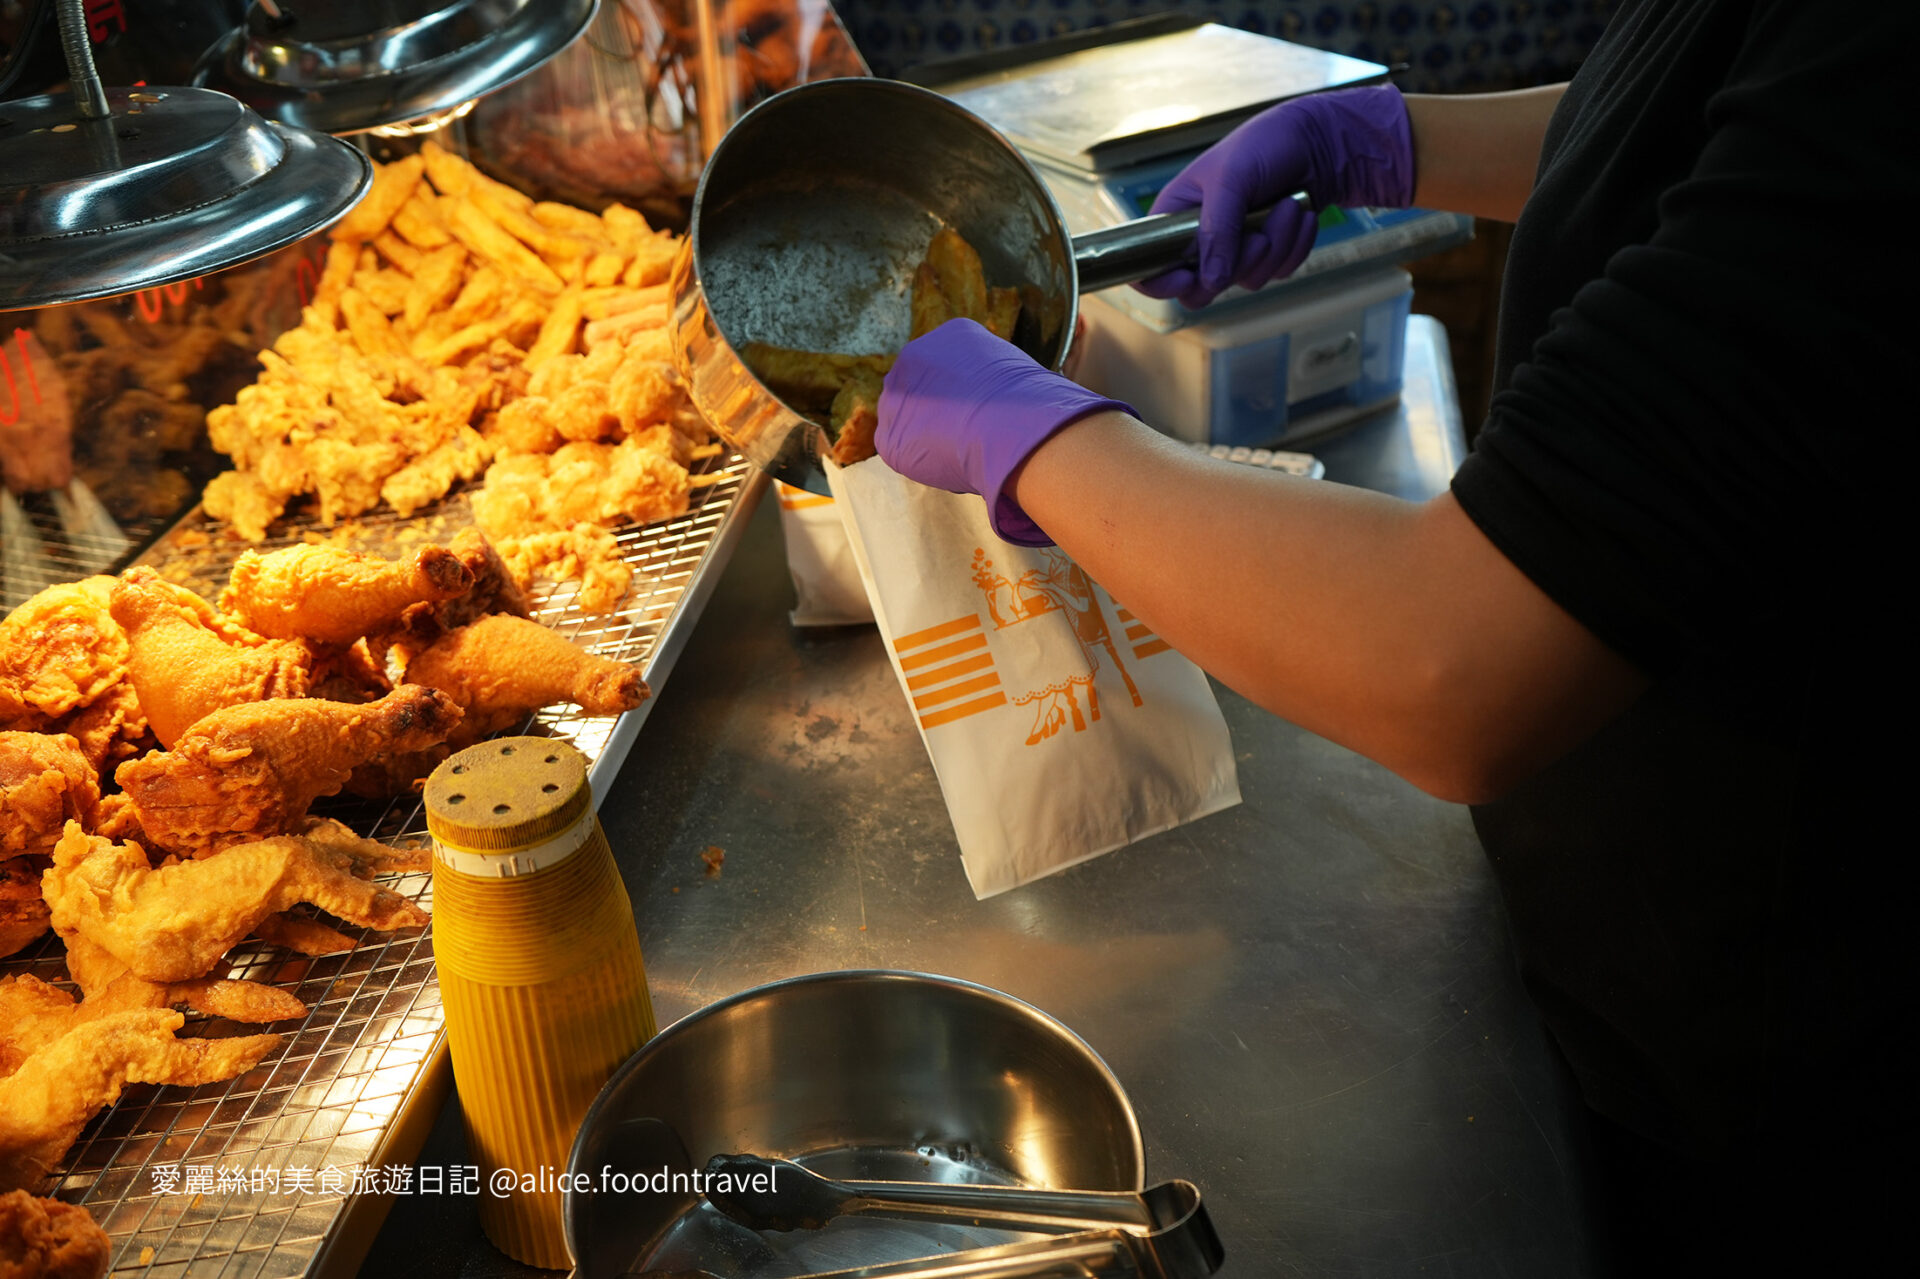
1075, 267, 1412, 449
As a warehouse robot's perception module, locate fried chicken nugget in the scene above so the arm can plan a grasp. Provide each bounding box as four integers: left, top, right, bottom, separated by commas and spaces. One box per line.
0, 1010, 279, 1192
43, 820, 431, 984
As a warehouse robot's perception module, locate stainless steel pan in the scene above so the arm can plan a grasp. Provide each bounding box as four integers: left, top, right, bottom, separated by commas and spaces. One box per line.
670, 77, 1298, 495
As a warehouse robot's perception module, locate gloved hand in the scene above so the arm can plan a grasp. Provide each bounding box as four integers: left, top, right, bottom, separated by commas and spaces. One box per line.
1136, 85, 1415, 310
874, 319, 1132, 547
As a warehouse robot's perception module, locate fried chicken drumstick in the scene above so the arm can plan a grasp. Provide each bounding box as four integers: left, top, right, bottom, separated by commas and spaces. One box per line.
110, 567, 313, 749
221, 543, 476, 645
402, 614, 647, 740
114, 685, 461, 855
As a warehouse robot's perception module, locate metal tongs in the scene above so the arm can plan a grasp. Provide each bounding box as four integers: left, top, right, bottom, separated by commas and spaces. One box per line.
632, 1153, 1224, 1279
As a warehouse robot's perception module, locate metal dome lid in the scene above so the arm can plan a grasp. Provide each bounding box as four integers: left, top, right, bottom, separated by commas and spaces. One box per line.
0, 84, 372, 309
196, 0, 598, 136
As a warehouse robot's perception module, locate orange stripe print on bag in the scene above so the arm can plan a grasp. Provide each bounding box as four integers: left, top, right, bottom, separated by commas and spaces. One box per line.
894, 614, 1007, 728
776, 481, 835, 511
1113, 607, 1172, 659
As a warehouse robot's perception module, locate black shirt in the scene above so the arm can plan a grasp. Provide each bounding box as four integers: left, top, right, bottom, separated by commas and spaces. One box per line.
1449, 0, 1914, 1171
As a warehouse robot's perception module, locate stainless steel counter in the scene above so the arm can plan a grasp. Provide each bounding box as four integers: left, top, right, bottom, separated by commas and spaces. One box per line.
363, 318, 1605, 1277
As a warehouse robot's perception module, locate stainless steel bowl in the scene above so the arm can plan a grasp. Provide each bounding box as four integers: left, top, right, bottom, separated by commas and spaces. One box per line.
564, 969, 1144, 1276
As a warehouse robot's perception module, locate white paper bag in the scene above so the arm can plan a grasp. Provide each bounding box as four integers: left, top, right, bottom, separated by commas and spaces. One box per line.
776, 481, 874, 627
826, 458, 1242, 898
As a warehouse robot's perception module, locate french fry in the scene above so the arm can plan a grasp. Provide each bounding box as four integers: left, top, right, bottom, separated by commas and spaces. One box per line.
310, 239, 360, 324
584, 250, 627, 288
340, 288, 408, 361
532, 201, 612, 238
405, 244, 467, 332
621, 236, 677, 288
334, 153, 425, 242
527, 288, 584, 365
392, 189, 453, 249
472, 184, 592, 264
581, 284, 669, 321
354, 265, 413, 318
582, 307, 669, 349
599, 203, 651, 245
446, 200, 565, 293
447, 265, 505, 327
420, 140, 475, 199
372, 230, 423, 274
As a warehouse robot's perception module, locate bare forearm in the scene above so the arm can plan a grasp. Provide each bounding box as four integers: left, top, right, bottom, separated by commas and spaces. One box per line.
1007, 412, 1645, 802
1404, 84, 1567, 222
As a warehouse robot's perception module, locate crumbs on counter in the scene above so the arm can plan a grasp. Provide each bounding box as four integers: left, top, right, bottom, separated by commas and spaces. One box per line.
701, 846, 725, 878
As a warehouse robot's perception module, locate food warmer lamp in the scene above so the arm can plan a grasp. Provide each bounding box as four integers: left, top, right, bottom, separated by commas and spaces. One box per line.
194, 0, 598, 137
0, 0, 370, 602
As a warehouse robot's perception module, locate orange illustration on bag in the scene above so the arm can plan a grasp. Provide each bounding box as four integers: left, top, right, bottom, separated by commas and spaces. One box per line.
893, 548, 1169, 746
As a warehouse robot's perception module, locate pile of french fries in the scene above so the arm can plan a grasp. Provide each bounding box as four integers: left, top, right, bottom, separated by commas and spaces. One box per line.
202, 142, 716, 611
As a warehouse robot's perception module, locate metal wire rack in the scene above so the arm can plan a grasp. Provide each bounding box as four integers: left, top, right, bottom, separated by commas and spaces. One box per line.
4, 454, 764, 1277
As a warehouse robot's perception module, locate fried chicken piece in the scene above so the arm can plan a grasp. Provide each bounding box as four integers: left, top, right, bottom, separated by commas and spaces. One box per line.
740, 343, 894, 414
221, 544, 476, 645
60, 936, 308, 1028
826, 366, 884, 467
43, 820, 431, 984
0, 861, 49, 961
110, 567, 315, 749
250, 913, 357, 957
0, 735, 98, 860
0, 1010, 280, 1192
0, 1189, 109, 1279
0, 579, 125, 729
403, 614, 647, 740
308, 639, 393, 705
490, 525, 631, 614
43, 685, 149, 775
113, 685, 462, 855
439, 528, 532, 625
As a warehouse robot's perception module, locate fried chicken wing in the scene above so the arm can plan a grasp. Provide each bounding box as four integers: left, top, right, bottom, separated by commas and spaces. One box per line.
0, 579, 125, 730
0, 1189, 109, 1279
43, 820, 431, 984
113, 685, 462, 855
0, 735, 98, 860
0, 1009, 279, 1192
403, 614, 647, 739
110, 567, 315, 749
60, 935, 308, 1028
221, 544, 476, 645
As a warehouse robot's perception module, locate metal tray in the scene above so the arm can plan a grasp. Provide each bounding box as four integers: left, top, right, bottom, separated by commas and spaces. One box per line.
4, 453, 765, 1277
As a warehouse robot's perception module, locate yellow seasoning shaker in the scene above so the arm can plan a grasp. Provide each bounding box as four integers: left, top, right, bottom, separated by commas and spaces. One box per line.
424, 738, 656, 1269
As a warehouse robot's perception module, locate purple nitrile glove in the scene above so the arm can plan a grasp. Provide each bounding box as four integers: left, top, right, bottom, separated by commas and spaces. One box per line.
1135, 85, 1415, 310
875, 319, 1133, 548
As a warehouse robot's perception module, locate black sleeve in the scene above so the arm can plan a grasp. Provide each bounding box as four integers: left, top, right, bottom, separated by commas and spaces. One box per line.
1450, 3, 1917, 678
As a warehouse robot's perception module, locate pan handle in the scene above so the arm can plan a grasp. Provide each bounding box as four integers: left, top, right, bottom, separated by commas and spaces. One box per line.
1070, 191, 1311, 295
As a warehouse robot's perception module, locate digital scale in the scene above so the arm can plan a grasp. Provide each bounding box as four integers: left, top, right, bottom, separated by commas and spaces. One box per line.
912, 17, 1473, 448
